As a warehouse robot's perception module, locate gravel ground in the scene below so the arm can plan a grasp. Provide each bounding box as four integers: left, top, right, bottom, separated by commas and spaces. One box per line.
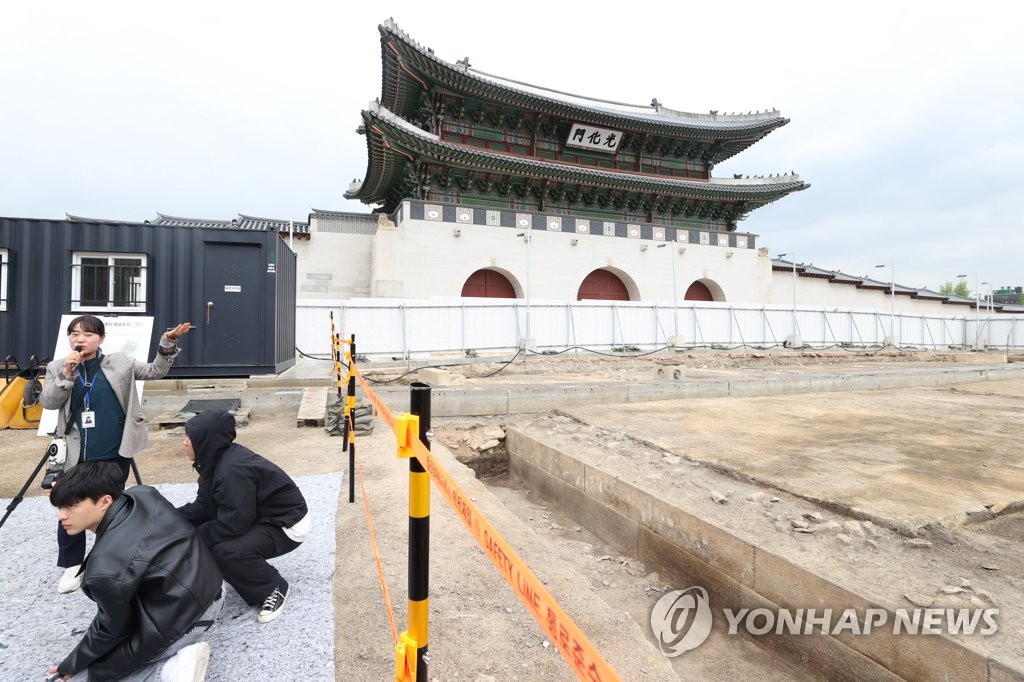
0, 472, 340, 681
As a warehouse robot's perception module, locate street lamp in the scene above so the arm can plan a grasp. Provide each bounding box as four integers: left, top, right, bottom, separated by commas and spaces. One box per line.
875, 264, 895, 344
516, 232, 533, 346
957, 273, 980, 349
777, 253, 800, 348
657, 243, 680, 343
981, 281, 994, 342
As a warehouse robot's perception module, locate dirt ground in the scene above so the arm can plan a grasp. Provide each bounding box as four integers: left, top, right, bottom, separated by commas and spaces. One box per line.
3, 352, 1022, 679
0, 412, 789, 680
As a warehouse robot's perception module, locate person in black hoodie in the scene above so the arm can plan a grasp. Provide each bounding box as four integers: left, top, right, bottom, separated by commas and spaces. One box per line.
176, 409, 310, 624
47, 461, 223, 681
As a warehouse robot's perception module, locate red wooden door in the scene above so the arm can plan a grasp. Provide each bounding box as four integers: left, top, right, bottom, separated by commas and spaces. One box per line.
577, 270, 630, 301
461, 269, 516, 298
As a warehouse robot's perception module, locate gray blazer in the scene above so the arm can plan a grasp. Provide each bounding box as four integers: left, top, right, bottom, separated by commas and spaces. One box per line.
41, 348, 179, 468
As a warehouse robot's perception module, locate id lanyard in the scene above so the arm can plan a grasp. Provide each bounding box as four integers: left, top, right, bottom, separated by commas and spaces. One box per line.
77, 366, 100, 433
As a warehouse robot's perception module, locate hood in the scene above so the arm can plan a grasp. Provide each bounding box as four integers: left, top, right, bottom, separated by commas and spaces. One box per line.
185, 409, 236, 474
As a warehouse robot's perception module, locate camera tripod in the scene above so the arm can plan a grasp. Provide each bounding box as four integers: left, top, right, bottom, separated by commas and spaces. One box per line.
0, 446, 144, 532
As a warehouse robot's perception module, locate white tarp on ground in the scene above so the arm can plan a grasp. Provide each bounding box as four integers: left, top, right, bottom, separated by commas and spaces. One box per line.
0, 472, 339, 681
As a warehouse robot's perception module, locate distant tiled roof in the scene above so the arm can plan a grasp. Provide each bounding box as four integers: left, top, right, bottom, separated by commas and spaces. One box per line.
66, 213, 148, 225
770, 258, 986, 309
309, 208, 369, 218
794, 264, 836, 279
309, 209, 379, 235
856, 278, 919, 297
378, 19, 789, 165
148, 213, 235, 228
825, 271, 866, 286
348, 103, 808, 214
148, 212, 310, 234
910, 288, 949, 301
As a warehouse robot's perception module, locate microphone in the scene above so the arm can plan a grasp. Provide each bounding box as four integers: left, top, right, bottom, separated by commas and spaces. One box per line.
69, 345, 84, 371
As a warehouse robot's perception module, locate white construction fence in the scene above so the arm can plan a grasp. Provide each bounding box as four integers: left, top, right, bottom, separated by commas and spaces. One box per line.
296, 298, 1024, 358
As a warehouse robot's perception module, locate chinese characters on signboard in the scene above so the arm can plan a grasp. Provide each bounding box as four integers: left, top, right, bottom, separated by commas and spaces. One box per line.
565, 123, 622, 153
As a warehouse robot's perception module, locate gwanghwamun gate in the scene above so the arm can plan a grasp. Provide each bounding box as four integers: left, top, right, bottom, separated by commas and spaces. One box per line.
5, 20, 1024, 361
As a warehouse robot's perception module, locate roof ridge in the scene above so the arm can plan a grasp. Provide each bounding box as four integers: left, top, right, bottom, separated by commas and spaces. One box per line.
380, 19, 782, 126
155, 211, 235, 225
237, 212, 308, 225
310, 207, 374, 217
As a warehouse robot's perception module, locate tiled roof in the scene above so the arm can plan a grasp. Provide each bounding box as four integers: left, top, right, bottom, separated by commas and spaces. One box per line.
795, 264, 837, 279
66, 213, 148, 225
378, 19, 789, 164
943, 294, 977, 306
910, 288, 949, 301
348, 103, 808, 212
148, 213, 235, 228
770, 258, 986, 309
148, 212, 310, 234
309, 209, 379, 236
309, 208, 372, 218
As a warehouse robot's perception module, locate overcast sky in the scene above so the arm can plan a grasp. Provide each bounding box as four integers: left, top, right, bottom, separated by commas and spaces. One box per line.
2, 1, 1020, 294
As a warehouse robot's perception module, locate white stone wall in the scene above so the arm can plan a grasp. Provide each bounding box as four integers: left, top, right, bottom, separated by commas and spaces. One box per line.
286, 204, 974, 319
289, 215, 375, 299
370, 215, 769, 302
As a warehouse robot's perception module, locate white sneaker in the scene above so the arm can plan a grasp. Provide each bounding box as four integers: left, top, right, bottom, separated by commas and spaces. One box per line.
160, 641, 211, 682
57, 565, 83, 594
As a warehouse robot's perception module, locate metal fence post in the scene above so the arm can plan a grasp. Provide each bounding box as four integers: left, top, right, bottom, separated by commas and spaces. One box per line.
407, 382, 431, 680
346, 334, 356, 503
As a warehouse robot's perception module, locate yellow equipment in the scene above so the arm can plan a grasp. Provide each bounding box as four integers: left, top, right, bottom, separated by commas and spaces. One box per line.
0, 355, 45, 430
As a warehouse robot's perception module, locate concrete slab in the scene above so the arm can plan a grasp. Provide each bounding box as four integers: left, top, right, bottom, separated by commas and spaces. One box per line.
296, 386, 329, 426
563, 381, 1024, 535
505, 420, 1023, 681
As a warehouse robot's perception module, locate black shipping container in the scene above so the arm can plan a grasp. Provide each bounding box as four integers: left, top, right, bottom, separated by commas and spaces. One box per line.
0, 216, 296, 377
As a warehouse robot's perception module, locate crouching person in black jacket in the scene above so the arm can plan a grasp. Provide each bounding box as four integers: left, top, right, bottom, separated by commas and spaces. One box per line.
176, 409, 310, 624
48, 461, 224, 681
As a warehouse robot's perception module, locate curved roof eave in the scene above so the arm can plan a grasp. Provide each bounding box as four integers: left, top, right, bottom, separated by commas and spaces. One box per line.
348, 104, 808, 205
378, 20, 788, 162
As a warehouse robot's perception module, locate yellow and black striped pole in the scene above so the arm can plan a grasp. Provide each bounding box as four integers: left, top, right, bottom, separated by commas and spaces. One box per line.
328, 312, 344, 404
346, 334, 357, 504
395, 382, 431, 681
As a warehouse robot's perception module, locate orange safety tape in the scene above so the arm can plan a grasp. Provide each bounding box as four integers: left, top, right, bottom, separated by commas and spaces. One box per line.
356, 445, 400, 646
333, 323, 397, 647
353, 363, 621, 682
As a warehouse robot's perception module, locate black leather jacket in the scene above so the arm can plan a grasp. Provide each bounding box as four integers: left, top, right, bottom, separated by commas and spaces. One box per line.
57, 486, 222, 680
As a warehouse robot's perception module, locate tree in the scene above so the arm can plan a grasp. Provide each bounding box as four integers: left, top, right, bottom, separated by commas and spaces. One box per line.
939, 280, 971, 298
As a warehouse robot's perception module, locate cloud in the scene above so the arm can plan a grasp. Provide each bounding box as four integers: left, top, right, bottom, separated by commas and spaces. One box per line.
1, 1, 1022, 290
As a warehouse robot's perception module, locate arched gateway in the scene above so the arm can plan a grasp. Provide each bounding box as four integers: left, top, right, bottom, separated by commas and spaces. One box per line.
461, 269, 516, 298
577, 270, 630, 301
684, 281, 714, 301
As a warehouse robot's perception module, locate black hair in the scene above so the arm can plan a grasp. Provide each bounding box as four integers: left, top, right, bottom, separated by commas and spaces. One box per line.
66, 314, 105, 337
49, 461, 125, 508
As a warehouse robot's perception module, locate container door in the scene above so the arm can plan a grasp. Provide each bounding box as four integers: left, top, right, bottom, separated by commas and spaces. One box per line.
202, 242, 261, 366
